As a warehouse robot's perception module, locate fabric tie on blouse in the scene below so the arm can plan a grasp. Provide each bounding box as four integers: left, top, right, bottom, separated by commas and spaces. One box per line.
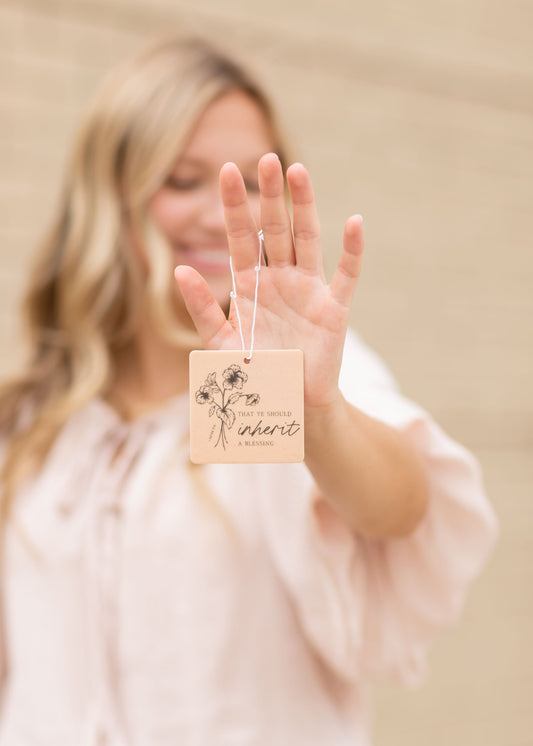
54, 409, 158, 746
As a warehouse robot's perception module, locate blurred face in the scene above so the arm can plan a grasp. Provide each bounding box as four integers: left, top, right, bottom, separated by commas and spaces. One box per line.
148, 90, 276, 312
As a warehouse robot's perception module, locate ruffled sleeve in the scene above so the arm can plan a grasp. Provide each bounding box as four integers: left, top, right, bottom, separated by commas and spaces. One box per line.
258, 329, 498, 687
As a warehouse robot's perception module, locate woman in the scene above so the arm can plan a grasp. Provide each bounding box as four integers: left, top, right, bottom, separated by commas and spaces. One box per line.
0, 37, 497, 745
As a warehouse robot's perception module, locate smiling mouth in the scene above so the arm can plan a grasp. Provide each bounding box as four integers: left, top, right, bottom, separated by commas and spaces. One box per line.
176, 247, 230, 271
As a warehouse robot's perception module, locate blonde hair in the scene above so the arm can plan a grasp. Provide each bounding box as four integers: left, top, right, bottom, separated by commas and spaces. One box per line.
0, 37, 289, 521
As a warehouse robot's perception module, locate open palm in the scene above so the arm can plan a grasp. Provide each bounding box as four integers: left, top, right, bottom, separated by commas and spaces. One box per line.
174, 153, 364, 411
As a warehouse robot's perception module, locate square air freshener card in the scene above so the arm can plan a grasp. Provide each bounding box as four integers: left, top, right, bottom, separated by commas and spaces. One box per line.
189, 349, 304, 464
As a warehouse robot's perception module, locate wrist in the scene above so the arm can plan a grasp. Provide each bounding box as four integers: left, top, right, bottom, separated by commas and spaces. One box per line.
304, 390, 352, 444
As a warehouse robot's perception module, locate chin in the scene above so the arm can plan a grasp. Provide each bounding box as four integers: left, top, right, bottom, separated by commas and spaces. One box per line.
206, 278, 232, 310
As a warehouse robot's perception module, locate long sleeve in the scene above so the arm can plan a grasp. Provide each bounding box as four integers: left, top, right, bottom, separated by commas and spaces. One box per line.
258, 329, 498, 686
0, 438, 9, 699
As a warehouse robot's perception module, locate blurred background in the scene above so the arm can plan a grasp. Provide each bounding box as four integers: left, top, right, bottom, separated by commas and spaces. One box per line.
0, 0, 531, 744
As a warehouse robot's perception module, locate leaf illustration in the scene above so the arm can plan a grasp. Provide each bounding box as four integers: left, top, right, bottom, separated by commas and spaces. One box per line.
246, 393, 260, 406
227, 392, 241, 405
216, 407, 236, 429
209, 405, 215, 417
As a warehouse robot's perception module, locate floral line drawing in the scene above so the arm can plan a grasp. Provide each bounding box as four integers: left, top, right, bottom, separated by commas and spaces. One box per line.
195, 364, 260, 449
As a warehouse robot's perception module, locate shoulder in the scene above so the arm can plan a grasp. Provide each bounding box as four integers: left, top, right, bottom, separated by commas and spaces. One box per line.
339, 328, 428, 430
340, 327, 400, 392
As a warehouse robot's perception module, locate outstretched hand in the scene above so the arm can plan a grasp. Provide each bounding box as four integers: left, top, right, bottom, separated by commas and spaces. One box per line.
174, 153, 364, 412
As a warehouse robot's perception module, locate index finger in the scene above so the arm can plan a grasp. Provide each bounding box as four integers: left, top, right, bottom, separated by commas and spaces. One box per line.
220, 162, 259, 274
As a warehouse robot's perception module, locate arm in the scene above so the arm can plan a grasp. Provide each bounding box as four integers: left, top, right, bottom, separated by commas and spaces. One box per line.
304, 394, 429, 538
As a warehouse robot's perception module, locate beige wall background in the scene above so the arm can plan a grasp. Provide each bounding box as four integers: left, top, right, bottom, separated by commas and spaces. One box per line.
0, 0, 531, 743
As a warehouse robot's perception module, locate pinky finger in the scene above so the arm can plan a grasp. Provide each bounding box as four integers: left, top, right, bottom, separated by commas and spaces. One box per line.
330, 215, 364, 308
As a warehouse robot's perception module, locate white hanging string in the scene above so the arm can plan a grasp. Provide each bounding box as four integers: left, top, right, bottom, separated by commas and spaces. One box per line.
229, 229, 263, 362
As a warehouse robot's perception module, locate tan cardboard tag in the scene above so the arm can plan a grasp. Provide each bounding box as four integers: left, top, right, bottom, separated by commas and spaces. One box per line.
189, 349, 304, 464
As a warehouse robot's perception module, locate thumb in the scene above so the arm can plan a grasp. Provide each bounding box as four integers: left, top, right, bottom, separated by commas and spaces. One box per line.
174, 265, 233, 349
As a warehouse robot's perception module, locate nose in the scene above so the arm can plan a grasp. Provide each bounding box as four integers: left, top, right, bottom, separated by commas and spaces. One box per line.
199, 184, 226, 234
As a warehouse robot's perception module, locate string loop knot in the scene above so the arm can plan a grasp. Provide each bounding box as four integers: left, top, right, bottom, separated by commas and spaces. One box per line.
229, 230, 264, 362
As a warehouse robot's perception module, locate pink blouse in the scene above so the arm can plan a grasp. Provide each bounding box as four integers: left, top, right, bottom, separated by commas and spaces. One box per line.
0, 331, 498, 745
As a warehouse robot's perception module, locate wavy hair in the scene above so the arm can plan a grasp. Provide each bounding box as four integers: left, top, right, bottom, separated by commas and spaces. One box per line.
0, 37, 288, 521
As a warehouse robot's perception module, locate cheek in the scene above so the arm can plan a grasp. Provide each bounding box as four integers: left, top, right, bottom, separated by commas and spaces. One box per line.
248, 194, 262, 228
148, 191, 191, 237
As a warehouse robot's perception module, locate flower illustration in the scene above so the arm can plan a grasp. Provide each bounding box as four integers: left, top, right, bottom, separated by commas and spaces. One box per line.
195, 365, 259, 450
222, 364, 248, 390
196, 385, 214, 405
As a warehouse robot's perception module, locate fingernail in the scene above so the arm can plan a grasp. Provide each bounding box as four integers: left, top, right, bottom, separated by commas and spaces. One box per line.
262, 152, 280, 163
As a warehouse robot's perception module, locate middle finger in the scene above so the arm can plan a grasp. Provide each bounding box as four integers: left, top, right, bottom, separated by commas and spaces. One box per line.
258, 153, 295, 267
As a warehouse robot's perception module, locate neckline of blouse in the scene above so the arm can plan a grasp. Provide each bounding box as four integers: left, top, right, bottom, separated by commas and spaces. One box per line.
87, 392, 189, 432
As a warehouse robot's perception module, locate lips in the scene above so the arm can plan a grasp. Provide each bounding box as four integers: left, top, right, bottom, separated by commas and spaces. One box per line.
175, 244, 230, 272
